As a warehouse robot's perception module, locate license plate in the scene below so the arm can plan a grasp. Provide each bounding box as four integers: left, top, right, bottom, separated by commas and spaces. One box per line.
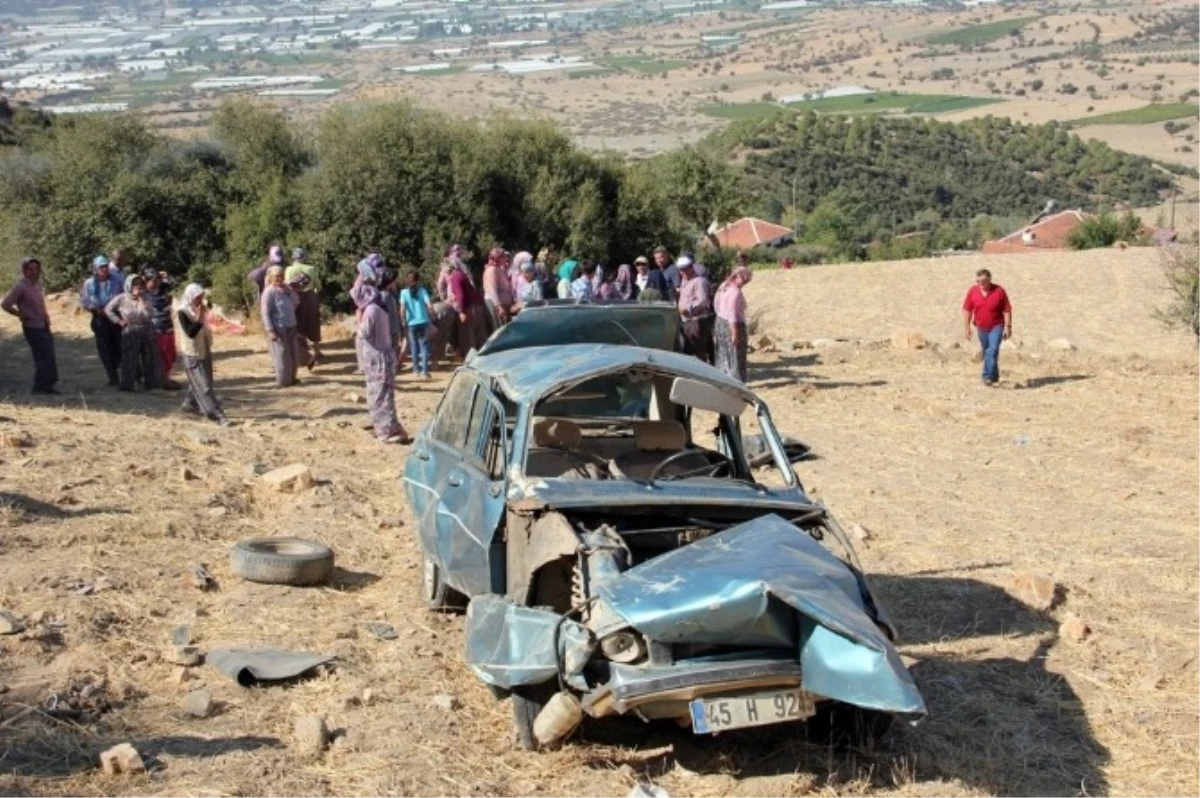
690, 687, 815, 734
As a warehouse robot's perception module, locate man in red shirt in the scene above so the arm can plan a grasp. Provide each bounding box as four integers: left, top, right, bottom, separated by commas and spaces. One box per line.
961, 268, 1012, 386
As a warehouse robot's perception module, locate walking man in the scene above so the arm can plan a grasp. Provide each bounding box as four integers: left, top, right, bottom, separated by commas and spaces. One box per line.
80, 255, 124, 386
2, 257, 59, 395
962, 268, 1012, 386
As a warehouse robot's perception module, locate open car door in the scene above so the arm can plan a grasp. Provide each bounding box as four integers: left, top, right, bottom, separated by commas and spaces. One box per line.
475, 301, 680, 357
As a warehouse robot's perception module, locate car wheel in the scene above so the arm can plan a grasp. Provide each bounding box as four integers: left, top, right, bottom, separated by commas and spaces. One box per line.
421, 555, 465, 612
805, 702, 894, 750
511, 681, 557, 751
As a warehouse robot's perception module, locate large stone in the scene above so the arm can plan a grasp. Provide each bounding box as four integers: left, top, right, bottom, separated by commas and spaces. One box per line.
181, 689, 213, 718
294, 714, 330, 754
99, 743, 145, 776
1009, 571, 1059, 611
0, 430, 33, 448
890, 329, 927, 350
162, 645, 202, 667
1059, 612, 1091, 644
260, 464, 314, 493
432, 693, 459, 712
0, 610, 24, 635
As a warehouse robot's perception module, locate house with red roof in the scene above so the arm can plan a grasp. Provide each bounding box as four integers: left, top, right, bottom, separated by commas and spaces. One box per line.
981, 210, 1093, 254
710, 217, 795, 251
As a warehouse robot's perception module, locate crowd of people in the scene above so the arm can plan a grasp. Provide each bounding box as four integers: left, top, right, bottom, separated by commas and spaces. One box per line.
2, 242, 1018, 431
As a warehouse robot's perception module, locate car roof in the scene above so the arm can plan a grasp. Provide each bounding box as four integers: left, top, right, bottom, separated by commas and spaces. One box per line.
468, 343, 757, 405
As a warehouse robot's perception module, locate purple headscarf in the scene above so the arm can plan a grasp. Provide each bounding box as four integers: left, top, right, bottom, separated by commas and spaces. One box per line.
268, 246, 285, 265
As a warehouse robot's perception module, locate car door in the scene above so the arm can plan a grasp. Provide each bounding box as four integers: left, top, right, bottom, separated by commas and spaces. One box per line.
432, 381, 509, 597
405, 372, 476, 561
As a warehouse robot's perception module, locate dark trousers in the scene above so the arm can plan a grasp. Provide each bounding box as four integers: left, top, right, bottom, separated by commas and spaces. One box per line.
119, 326, 161, 391
681, 316, 715, 365
90, 312, 122, 383
22, 325, 58, 392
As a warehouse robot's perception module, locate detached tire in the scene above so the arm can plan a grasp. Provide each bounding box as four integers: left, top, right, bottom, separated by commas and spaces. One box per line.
230, 537, 334, 586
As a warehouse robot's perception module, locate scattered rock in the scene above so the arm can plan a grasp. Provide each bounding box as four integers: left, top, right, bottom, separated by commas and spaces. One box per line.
346, 392, 366, 405
27, 610, 47, 626
181, 689, 213, 718
848, 523, 871, 543
162, 645, 202, 667
169, 625, 192, 646
172, 667, 196, 685
187, 432, 219, 447
810, 338, 839, 349
365, 621, 399, 641
432, 693, 459, 712
0, 430, 33, 448
1059, 612, 1091, 644
188, 564, 216, 591
1009, 571, 1059, 611
243, 463, 268, 478
261, 464, 314, 493
1047, 338, 1075, 351
789, 340, 812, 351
0, 610, 24, 635
99, 743, 145, 776
179, 466, 199, 482
293, 714, 330, 754
890, 329, 927, 350
753, 334, 777, 353
208, 506, 229, 518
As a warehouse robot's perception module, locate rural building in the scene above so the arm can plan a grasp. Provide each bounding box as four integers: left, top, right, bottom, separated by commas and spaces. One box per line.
711, 217, 795, 250
981, 209, 1092, 254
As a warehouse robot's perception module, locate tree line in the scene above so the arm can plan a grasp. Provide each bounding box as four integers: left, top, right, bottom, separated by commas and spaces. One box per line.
0, 99, 712, 310
709, 110, 1186, 262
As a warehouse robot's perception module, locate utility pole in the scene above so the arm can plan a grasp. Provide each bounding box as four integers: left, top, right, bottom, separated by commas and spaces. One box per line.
1170, 185, 1177, 229
790, 174, 798, 229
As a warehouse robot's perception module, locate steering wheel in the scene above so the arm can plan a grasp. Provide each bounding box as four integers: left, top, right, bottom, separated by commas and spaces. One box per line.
648, 449, 733, 483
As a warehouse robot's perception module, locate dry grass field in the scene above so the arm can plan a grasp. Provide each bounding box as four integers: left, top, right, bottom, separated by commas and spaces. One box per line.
0, 247, 1195, 797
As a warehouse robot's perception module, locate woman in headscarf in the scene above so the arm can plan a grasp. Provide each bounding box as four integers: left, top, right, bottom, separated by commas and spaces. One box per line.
105, 274, 161, 392
260, 265, 300, 387
514, 257, 543, 305
289, 272, 320, 372
354, 283, 411, 444
482, 247, 515, 329
176, 284, 230, 426
556, 259, 578, 299
713, 265, 753, 383
614, 263, 635, 301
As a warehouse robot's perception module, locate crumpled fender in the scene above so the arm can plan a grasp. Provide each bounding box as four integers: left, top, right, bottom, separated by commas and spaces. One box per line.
590, 514, 926, 715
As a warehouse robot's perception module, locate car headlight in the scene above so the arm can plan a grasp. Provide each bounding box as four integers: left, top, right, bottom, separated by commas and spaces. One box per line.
600, 631, 646, 664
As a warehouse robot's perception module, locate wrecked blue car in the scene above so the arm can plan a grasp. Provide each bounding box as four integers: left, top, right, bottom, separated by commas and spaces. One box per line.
403, 303, 925, 749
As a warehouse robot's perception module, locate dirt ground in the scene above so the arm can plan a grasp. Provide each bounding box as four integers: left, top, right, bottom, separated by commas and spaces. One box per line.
0, 248, 1196, 797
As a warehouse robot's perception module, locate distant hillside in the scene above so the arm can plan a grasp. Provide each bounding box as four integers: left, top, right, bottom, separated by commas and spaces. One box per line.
713, 112, 1184, 248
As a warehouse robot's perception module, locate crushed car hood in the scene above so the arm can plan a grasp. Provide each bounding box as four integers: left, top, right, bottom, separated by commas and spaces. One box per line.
476, 301, 679, 357
466, 514, 926, 717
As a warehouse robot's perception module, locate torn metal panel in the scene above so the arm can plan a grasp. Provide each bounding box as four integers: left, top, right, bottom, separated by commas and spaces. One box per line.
505, 511, 578, 603
465, 594, 594, 690
477, 302, 680, 357
590, 514, 926, 716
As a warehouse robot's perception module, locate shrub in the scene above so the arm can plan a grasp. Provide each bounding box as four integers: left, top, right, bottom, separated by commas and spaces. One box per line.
1155, 244, 1199, 338
1066, 212, 1143, 250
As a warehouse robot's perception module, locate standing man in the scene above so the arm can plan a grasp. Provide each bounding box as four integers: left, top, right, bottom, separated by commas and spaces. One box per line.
3, 257, 59, 395
654, 246, 679, 301
108, 249, 129, 284
962, 268, 1013, 386
676, 255, 714, 364
80, 255, 124, 386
